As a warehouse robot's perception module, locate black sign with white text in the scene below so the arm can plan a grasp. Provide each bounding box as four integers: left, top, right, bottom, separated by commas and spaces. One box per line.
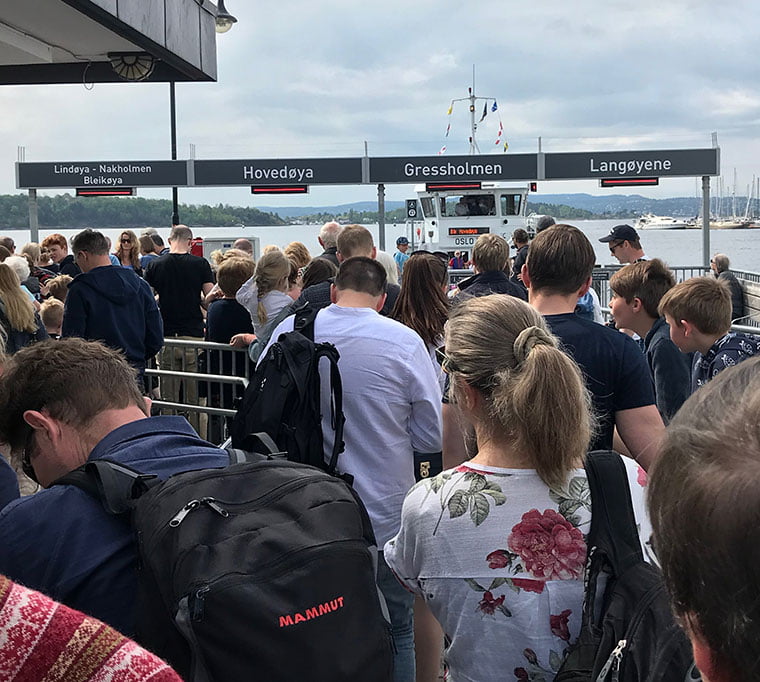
16, 161, 188, 188
544, 149, 719, 180
370, 154, 538, 183
195, 158, 363, 186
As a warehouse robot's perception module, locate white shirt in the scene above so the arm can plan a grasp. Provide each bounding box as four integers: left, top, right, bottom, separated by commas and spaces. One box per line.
385, 458, 652, 682
262, 304, 443, 545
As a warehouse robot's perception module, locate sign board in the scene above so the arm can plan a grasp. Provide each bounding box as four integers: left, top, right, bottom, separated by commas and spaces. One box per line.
195, 158, 363, 186
17, 161, 188, 189
406, 199, 418, 219
544, 149, 719, 180
370, 154, 538, 183
448, 227, 490, 236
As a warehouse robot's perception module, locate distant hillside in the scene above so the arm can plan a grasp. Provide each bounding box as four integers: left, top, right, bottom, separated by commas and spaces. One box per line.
530, 194, 704, 217
257, 202, 405, 219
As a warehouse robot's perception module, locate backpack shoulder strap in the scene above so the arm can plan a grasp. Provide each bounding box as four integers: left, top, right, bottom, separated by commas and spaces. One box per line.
293, 302, 319, 341
584, 450, 643, 572
314, 343, 345, 474
52, 460, 159, 515
226, 432, 287, 464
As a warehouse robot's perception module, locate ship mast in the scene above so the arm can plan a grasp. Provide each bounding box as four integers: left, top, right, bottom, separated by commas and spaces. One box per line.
449, 65, 498, 155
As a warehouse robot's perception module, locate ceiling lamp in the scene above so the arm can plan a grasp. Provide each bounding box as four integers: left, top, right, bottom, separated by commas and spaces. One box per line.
215, 0, 238, 33
109, 52, 156, 81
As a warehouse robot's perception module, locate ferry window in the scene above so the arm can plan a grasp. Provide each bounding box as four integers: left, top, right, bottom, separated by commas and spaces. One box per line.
500, 194, 522, 215
420, 197, 436, 217
443, 195, 496, 217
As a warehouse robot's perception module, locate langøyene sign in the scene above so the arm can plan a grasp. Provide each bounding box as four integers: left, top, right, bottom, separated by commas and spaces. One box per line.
544, 149, 719, 180
369, 154, 538, 184
194, 158, 363, 186
16, 161, 189, 189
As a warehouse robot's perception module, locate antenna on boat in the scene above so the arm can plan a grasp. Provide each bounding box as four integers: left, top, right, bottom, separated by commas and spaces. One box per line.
445, 65, 502, 155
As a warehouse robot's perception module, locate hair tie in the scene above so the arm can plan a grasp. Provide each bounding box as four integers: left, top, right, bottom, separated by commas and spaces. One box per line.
513, 325, 556, 365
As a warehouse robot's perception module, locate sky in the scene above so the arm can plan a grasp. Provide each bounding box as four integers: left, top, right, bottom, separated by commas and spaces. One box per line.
1, 0, 759, 210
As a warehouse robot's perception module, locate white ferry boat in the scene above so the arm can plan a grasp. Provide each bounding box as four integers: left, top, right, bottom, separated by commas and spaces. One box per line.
414, 182, 531, 259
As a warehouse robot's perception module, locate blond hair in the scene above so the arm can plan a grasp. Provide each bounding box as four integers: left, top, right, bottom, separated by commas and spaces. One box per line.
20, 242, 41, 264
46, 274, 73, 302
254, 249, 290, 324
471, 233, 510, 272
0, 264, 37, 333
40, 297, 64, 330
446, 294, 593, 489
658, 276, 731, 335
283, 242, 311, 269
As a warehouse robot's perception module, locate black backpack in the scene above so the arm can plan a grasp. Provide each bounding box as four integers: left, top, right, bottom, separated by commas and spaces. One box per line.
555, 451, 700, 682
230, 303, 345, 474
55, 440, 394, 682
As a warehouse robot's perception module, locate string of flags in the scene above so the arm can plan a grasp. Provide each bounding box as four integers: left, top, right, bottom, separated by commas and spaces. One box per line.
443, 96, 508, 152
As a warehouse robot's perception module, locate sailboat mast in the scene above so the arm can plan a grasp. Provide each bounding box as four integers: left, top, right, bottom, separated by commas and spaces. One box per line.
469, 65, 480, 154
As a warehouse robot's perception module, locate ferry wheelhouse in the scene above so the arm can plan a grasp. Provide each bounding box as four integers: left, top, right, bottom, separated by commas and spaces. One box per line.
414, 182, 532, 260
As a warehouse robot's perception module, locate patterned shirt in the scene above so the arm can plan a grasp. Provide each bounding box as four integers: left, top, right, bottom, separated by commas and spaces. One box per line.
385, 460, 650, 682
692, 332, 760, 392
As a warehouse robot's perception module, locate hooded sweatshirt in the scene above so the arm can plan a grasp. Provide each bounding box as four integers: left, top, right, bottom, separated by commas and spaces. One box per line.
63, 265, 163, 372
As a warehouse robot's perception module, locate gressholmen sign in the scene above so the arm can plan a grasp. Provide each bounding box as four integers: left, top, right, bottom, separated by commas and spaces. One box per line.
370, 154, 537, 183
544, 149, 719, 180
16, 161, 189, 188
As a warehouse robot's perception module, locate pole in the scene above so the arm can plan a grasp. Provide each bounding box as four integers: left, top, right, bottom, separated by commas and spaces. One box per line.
170, 82, 180, 226
377, 183, 386, 251
702, 176, 710, 269
28, 189, 39, 243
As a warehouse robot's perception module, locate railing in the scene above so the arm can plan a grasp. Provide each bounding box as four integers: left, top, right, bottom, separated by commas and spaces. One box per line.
592, 265, 710, 309
150, 338, 251, 445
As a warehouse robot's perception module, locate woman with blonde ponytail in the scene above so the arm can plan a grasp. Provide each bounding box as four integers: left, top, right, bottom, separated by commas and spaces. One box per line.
235, 249, 292, 335
385, 294, 651, 681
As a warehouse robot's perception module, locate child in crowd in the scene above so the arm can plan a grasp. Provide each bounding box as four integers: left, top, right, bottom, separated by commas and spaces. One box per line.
43, 274, 73, 302
235, 249, 292, 335
609, 259, 691, 422
659, 276, 760, 392
649, 356, 760, 682
40, 298, 64, 339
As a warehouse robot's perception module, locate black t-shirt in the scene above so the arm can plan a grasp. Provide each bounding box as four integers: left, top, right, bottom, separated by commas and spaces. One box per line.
544, 313, 655, 451
145, 253, 214, 337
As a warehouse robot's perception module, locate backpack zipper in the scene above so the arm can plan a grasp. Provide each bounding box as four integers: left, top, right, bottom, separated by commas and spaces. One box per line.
169, 497, 229, 527
595, 639, 626, 682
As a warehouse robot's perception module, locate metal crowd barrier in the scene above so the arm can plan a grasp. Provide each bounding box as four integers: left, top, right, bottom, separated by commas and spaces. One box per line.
148, 338, 252, 444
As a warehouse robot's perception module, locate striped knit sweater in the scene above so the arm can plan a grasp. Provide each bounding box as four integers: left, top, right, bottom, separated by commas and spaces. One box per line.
0, 575, 181, 682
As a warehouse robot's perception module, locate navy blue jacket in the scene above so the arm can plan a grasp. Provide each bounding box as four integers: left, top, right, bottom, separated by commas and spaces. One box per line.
62, 265, 163, 372
0, 416, 229, 636
454, 270, 528, 302
0, 456, 19, 510
644, 318, 691, 423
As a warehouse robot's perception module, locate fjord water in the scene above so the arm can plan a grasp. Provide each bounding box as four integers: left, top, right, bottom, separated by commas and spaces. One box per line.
5, 219, 758, 272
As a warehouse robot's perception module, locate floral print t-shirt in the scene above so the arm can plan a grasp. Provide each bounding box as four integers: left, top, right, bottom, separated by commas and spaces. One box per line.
384, 459, 651, 682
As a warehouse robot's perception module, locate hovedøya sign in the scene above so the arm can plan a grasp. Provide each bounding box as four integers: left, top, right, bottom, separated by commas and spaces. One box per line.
194, 158, 363, 186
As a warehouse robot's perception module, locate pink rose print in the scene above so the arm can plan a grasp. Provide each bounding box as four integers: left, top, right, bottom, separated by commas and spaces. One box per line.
477, 591, 505, 615
511, 578, 545, 594
514, 668, 529, 681
550, 609, 572, 641
508, 509, 587, 580
637, 466, 648, 487
486, 550, 510, 569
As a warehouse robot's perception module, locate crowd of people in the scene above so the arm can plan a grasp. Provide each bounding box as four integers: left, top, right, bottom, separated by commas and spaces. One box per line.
0, 220, 759, 681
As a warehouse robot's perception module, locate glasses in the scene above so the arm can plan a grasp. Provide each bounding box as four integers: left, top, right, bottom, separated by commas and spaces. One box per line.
609, 241, 624, 254
120, 238, 132, 244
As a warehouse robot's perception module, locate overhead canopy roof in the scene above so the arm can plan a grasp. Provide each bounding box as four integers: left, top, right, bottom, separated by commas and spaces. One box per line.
0, 0, 218, 84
